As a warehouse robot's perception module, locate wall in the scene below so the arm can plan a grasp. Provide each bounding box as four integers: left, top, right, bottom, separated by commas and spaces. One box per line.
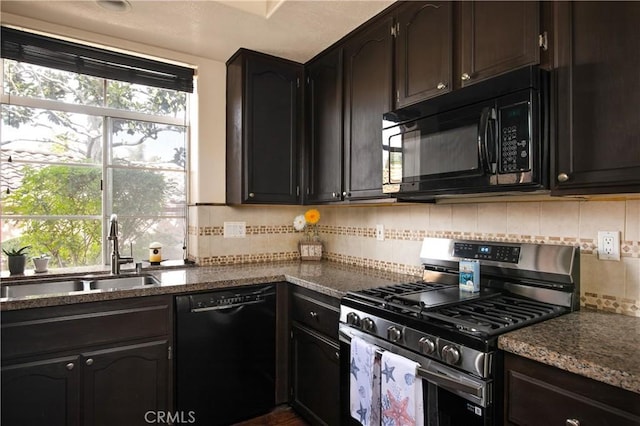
190, 199, 640, 317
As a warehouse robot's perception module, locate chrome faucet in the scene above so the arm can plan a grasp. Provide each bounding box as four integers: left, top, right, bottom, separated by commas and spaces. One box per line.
108, 214, 133, 274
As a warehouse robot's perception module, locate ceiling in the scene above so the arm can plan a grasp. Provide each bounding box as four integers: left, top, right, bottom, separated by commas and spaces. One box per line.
1, 0, 396, 64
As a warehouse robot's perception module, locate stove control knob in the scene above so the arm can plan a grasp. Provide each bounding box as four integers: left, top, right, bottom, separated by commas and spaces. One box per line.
441, 344, 461, 365
362, 317, 376, 332
387, 326, 402, 343
418, 337, 436, 355
346, 312, 361, 327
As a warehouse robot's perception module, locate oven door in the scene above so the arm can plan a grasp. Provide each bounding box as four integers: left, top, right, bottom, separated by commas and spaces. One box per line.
339, 325, 494, 426
382, 100, 498, 196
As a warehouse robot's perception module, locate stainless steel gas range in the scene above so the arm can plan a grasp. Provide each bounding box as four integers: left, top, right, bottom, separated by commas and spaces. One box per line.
339, 237, 579, 426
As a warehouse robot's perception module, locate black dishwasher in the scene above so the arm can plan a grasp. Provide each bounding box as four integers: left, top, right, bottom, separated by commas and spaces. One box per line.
175, 285, 276, 425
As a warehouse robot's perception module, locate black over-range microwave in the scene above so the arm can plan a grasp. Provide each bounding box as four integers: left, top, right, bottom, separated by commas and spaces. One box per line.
382, 65, 550, 199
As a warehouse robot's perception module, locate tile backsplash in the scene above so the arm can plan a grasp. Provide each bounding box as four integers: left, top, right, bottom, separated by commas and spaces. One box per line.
189, 200, 640, 317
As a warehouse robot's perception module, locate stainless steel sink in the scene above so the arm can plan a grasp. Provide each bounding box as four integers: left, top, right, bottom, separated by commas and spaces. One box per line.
87, 274, 160, 291
1, 273, 160, 299
1, 279, 85, 299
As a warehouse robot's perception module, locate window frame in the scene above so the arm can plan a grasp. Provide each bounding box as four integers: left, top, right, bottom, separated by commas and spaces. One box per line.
1, 57, 191, 267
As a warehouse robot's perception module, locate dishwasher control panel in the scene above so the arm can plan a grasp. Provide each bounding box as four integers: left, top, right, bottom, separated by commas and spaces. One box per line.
185, 286, 274, 312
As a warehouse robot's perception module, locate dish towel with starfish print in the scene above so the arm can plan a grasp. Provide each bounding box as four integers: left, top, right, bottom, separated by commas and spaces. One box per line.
380, 350, 424, 426
350, 336, 381, 425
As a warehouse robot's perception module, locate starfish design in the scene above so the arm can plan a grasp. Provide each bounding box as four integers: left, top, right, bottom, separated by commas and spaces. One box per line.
381, 361, 395, 383
382, 390, 415, 426
356, 401, 368, 424
350, 357, 360, 379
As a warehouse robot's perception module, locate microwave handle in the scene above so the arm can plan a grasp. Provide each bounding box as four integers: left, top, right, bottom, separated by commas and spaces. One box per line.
478, 106, 497, 174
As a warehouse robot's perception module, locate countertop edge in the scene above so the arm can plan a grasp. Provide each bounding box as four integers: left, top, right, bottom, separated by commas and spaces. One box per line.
499, 328, 640, 395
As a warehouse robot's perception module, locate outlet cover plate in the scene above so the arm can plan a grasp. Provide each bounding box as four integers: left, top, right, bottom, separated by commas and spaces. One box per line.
376, 224, 385, 241
224, 221, 246, 238
597, 231, 620, 261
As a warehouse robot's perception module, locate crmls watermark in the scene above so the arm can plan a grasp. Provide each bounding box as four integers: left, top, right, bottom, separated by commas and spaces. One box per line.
145, 411, 196, 424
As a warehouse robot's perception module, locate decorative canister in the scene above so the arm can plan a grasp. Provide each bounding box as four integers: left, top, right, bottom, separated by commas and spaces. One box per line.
149, 242, 163, 264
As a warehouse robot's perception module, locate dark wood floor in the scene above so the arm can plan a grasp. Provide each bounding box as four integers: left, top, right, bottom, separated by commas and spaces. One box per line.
233, 406, 309, 426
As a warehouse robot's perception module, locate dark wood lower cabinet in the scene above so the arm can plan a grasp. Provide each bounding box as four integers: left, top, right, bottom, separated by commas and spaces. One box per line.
83, 340, 169, 426
291, 325, 340, 426
2, 355, 81, 425
1, 296, 172, 426
504, 352, 640, 425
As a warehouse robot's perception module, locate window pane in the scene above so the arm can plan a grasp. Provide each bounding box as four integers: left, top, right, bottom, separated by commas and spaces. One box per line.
2, 218, 102, 269
2, 164, 101, 216
1, 105, 103, 164
106, 81, 186, 120
3, 60, 105, 106
111, 169, 185, 216
110, 118, 186, 170
113, 217, 185, 262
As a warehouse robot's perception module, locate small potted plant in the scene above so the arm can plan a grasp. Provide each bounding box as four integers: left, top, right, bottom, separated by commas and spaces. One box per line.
3, 245, 31, 275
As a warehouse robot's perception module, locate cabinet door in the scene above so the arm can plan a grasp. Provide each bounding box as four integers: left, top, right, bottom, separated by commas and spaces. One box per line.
459, 1, 540, 87
245, 55, 302, 204
1, 355, 81, 426
505, 353, 640, 425
291, 325, 340, 426
553, 1, 640, 194
82, 340, 169, 426
343, 17, 394, 200
306, 49, 344, 203
396, 1, 453, 107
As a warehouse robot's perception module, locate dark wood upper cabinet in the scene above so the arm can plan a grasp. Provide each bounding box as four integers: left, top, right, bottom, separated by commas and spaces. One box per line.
553, 1, 640, 194
227, 49, 303, 204
459, 1, 540, 87
305, 49, 344, 204
343, 16, 394, 200
395, 1, 453, 107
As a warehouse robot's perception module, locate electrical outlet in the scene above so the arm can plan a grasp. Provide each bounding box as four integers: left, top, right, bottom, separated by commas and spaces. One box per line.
597, 231, 620, 261
224, 222, 246, 238
376, 224, 385, 241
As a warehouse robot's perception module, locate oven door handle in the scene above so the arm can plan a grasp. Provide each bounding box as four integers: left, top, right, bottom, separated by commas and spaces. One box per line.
417, 367, 484, 397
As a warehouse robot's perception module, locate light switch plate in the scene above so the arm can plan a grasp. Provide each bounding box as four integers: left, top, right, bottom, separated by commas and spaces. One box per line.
224, 221, 246, 238
376, 224, 385, 241
597, 231, 620, 261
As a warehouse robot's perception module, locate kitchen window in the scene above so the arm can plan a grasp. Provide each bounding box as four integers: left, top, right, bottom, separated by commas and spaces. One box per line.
0, 27, 194, 269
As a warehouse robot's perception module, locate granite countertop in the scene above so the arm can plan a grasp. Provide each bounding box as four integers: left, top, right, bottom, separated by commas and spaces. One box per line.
498, 310, 640, 395
0, 260, 418, 311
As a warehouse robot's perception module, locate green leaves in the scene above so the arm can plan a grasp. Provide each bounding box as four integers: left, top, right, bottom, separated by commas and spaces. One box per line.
2, 245, 31, 257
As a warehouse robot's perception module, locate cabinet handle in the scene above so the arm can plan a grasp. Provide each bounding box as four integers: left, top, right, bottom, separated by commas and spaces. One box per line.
335, 351, 340, 359
557, 173, 570, 182
65, 362, 75, 371
85, 358, 94, 366
461, 73, 471, 81
343, 191, 350, 198
566, 420, 580, 426
310, 311, 318, 320
248, 192, 255, 198
436, 82, 447, 90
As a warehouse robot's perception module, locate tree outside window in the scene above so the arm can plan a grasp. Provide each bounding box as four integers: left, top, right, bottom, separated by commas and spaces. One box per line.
1, 60, 188, 270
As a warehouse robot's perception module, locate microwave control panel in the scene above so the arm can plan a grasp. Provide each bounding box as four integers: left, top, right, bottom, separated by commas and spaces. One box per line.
498, 102, 531, 173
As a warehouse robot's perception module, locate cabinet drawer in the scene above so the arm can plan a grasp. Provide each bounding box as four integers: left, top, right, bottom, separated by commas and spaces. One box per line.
1, 296, 172, 360
291, 288, 339, 339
